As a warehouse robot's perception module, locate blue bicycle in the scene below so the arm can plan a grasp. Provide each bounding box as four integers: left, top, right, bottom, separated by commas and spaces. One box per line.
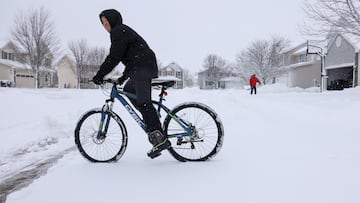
74, 79, 224, 162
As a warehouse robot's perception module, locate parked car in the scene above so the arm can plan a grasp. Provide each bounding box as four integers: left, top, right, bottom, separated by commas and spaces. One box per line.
328, 79, 351, 90
0, 80, 12, 87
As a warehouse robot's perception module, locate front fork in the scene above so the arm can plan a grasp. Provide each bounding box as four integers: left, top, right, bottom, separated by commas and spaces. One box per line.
97, 99, 114, 139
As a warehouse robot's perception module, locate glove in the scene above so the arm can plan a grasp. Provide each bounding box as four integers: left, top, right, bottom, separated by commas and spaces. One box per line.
92, 74, 104, 85
117, 75, 128, 86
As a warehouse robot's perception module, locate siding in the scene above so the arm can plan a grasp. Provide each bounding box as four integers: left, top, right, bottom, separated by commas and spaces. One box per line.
0, 64, 12, 80
289, 63, 321, 88
326, 35, 356, 68
57, 58, 77, 88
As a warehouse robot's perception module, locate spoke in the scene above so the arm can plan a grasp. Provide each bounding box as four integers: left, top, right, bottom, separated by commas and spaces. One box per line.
166, 105, 221, 161
77, 112, 125, 162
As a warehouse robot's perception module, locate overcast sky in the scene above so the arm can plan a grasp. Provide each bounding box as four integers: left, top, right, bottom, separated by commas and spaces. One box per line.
0, 0, 307, 73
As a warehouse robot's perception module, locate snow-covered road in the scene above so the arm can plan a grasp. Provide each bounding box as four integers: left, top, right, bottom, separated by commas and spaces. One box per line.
1, 85, 360, 203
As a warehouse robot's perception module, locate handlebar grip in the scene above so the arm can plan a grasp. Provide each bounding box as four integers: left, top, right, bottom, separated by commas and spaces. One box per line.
90, 79, 117, 84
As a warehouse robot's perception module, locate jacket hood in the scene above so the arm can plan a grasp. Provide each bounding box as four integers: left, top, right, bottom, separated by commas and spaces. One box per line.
99, 9, 123, 28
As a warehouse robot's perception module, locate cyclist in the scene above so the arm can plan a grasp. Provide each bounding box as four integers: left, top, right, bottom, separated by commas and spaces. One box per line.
92, 9, 170, 158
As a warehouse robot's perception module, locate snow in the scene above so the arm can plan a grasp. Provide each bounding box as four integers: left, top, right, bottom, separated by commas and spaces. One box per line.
1, 85, 360, 203
0, 59, 32, 70
325, 62, 355, 70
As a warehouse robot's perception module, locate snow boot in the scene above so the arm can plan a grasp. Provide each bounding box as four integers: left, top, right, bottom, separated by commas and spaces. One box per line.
147, 130, 171, 159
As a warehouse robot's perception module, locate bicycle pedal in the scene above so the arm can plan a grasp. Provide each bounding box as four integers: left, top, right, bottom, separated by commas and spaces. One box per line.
147, 151, 162, 159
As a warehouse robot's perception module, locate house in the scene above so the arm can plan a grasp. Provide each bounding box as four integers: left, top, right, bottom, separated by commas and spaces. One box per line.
56, 55, 103, 89
276, 42, 321, 88
38, 69, 58, 88
0, 41, 34, 88
325, 33, 359, 90
0, 40, 58, 88
198, 67, 220, 89
218, 77, 244, 89
159, 62, 184, 89
57, 56, 78, 88
0, 58, 33, 88
198, 66, 240, 89
79, 64, 100, 89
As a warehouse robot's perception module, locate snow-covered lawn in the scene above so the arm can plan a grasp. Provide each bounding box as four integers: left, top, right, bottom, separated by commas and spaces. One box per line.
1, 85, 360, 203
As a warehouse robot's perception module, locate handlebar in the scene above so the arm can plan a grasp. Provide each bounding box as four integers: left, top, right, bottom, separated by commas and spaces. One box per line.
90, 78, 176, 89
90, 79, 119, 86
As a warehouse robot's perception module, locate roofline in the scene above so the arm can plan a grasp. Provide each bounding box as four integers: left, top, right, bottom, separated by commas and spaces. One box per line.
329, 33, 360, 52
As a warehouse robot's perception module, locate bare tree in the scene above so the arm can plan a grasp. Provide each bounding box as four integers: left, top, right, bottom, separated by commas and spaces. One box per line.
11, 7, 60, 88
235, 51, 255, 83
236, 36, 289, 84
203, 54, 226, 70
68, 39, 89, 88
183, 69, 196, 87
157, 59, 165, 70
303, 0, 360, 37
87, 46, 106, 66
202, 54, 227, 84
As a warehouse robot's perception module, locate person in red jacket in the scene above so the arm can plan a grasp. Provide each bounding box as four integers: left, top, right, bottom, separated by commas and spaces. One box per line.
249, 74, 261, 95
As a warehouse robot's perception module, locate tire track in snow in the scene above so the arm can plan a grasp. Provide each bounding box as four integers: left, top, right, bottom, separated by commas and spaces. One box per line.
0, 147, 75, 203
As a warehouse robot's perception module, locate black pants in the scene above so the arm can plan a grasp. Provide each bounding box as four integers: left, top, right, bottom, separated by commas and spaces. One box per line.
123, 69, 162, 133
250, 86, 257, 95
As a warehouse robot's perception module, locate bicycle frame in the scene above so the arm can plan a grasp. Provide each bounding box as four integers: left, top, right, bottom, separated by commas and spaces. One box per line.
97, 81, 192, 139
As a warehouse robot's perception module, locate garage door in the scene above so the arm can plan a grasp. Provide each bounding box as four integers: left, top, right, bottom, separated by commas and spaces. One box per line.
327, 67, 353, 90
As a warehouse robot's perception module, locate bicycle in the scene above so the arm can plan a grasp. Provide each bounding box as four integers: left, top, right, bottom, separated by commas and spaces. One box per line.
74, 78, 224, 162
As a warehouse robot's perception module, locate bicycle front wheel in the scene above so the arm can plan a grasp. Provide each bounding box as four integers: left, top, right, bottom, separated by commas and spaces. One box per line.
163, 103, 224, 161
74, 109, 128, 162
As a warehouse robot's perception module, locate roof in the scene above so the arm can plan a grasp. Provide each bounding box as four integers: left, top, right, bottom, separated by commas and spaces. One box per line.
0, 40, 14, 50
280, 61, 317, 70
282, 40, 328, 55
219, 77, 243, 82
339, 33, 360, 52
280, 41, 307, 54
0, 40, 9, 48
153, 76, 181, 82
292, 46, 308, 55
0, 59, 32, 70
325, 62, 355, 70
326, 33, 360, 53
162, 62, 183, 72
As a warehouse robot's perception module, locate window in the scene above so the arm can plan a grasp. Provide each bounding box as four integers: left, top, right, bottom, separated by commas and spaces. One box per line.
165, 71, 174, 76
80, 77, 89, 83
298, 54, 307, 63
9, 53, 14, 60
176, 71, 182, 78
2, 51, 7, 59
1, 51, 15, 60
16, 74, 34, 78
44, 57, 51, 67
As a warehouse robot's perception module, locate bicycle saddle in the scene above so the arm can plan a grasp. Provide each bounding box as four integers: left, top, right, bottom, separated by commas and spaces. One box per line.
151, 80, 176, 88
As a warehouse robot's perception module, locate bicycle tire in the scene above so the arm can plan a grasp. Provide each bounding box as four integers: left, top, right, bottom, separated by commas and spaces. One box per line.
74, 109, 128, 162
163, 102, 224, 161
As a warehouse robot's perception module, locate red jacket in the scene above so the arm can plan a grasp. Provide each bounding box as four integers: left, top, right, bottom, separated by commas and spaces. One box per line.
249, 76, 260, 86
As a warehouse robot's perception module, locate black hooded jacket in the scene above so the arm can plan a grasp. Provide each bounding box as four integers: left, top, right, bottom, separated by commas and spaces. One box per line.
95, 9, 158, 79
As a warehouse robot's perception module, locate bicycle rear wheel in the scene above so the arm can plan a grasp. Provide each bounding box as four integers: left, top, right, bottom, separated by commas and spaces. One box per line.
74, 109, 128, 162
163, 103, 224, 161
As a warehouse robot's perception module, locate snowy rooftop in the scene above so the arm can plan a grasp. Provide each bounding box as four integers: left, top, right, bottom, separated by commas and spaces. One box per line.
153, 75, 181, 82
340, 33, 360, 52
293, 46, 308, 55
0, 40, 8, 48
0, 59, 32, 70
162, 62, 183, 71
